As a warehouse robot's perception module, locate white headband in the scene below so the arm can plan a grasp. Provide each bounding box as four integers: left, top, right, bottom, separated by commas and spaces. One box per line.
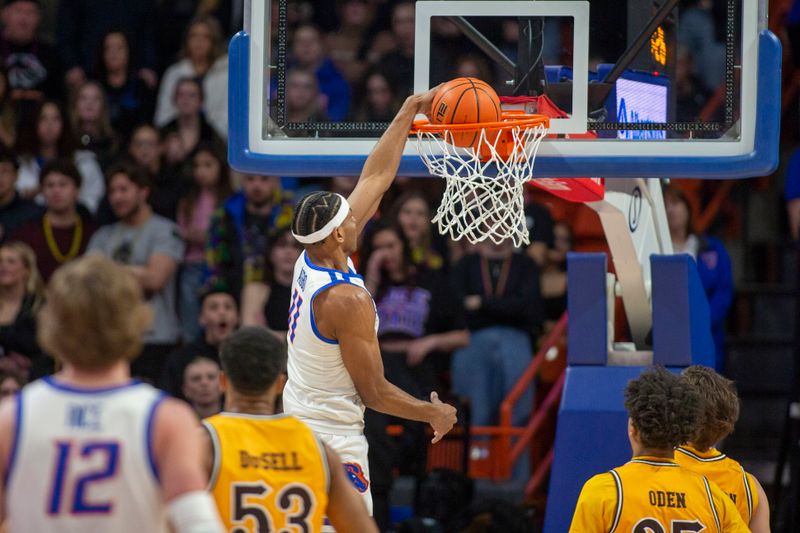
292, 194, 351, 244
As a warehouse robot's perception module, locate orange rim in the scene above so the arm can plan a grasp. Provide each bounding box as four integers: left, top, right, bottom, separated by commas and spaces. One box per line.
410, 111, 550, 134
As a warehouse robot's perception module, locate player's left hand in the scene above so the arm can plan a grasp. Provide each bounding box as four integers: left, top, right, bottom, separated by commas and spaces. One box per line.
429, 391, 457, 444
413, 84, 443, 118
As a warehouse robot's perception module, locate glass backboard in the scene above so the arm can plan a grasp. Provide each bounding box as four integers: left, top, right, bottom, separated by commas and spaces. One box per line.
228, 0, 780, 178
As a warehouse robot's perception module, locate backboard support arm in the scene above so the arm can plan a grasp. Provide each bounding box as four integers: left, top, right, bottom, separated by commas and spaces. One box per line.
445, 16, 516, 76
586, 178, 673, 350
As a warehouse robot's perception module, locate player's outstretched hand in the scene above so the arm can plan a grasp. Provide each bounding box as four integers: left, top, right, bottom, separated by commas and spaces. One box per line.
412, 84, 443, 119
429, 391, 457, 444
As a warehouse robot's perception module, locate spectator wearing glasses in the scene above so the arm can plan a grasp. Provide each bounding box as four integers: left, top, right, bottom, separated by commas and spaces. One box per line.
87, 163, 185, 384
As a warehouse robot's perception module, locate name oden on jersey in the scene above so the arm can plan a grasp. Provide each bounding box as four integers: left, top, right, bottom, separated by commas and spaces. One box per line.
646, 490, 687, 509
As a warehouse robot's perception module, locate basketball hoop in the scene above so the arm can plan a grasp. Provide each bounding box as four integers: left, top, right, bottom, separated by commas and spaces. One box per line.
411, 111, 550, 248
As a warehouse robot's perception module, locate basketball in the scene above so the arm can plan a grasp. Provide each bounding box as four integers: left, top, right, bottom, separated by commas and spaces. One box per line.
430, 77, 502, 148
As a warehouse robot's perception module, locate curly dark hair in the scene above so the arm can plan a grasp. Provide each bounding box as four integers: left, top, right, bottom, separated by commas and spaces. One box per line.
220, 326, 286, 396
681, 365, 740, 450
624, 367, 701, 450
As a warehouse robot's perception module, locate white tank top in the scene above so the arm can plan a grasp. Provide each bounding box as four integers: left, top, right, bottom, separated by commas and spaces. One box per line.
4, 377, 169, 533
283, 251, 378, 435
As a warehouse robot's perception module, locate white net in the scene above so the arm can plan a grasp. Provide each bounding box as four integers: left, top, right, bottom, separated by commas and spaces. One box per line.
414, 121, 548, 248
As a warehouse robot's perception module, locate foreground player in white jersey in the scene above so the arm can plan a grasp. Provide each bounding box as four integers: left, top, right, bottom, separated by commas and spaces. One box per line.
284, 87, 458, 517
0, 255, 224, 533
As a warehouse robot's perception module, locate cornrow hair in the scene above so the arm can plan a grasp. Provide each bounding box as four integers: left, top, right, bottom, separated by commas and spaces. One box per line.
292, 191, 344, 242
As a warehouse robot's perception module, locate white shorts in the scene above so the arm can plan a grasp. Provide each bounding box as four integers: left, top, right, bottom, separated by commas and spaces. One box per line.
317, 432, 372, 531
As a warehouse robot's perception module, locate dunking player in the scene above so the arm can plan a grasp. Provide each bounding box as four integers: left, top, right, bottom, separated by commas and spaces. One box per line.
284, 87, 457, 517
570, 367, 749, 532
201, 326, 377, 533
0, 256, 223, 532
676, 365, 770, 533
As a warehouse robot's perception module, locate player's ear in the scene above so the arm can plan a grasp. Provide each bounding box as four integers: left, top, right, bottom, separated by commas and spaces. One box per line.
332, 226, 345, 244
276, 371, 287, 395
267, 371, 287, 397
219, 372, 228, 393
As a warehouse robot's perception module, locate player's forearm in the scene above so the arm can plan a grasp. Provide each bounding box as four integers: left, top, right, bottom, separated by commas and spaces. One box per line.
362, 378, 436, 424
358, 95, 421, 192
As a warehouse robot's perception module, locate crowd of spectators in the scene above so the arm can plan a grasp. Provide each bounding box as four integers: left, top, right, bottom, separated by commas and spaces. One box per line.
0, 0, 766, 530
0, 0, 558, 495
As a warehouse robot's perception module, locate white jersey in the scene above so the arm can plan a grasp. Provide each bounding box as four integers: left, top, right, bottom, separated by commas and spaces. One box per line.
283, 251, 378, 435
4, 377, 169, 533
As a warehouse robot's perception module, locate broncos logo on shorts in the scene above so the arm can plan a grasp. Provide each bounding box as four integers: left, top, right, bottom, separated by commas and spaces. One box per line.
343, 462, 369, 493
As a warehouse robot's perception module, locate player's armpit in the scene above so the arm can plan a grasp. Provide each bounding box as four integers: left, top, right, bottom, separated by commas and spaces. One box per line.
151, 398, 209, 502
323, 443, 378, 533
322, 285, 444, 426
319, 285, 385, 406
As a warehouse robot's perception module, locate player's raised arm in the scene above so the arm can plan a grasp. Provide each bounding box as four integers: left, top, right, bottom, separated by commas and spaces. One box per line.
348, 87, 439, 234
316, 284, 456, 442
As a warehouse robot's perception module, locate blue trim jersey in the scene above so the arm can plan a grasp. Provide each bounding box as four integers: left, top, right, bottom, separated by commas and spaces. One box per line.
4, 377, 168, 533
283, 252, 378, 435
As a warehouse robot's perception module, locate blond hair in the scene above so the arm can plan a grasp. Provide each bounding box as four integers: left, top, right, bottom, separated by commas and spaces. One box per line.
681, 365, 740, 450
181, 15, 226, 64
2, 242, 45, 312
38, 255, 153, 369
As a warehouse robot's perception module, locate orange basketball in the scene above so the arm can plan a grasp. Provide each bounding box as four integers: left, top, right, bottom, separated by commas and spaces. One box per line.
430, 77, 502, 148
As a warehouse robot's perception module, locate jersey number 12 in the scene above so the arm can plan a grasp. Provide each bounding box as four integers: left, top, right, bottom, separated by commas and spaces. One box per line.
48, 440, 120, 515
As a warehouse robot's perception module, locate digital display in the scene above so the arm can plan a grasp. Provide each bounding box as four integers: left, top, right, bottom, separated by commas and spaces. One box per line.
650, 26, 667, 66
616, 78, 668, 140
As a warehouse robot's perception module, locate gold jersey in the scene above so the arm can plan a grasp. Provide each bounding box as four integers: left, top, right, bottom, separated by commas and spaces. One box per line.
675, 445, 759, 524
569, 455, 750, 533
204, 413, 330, 533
